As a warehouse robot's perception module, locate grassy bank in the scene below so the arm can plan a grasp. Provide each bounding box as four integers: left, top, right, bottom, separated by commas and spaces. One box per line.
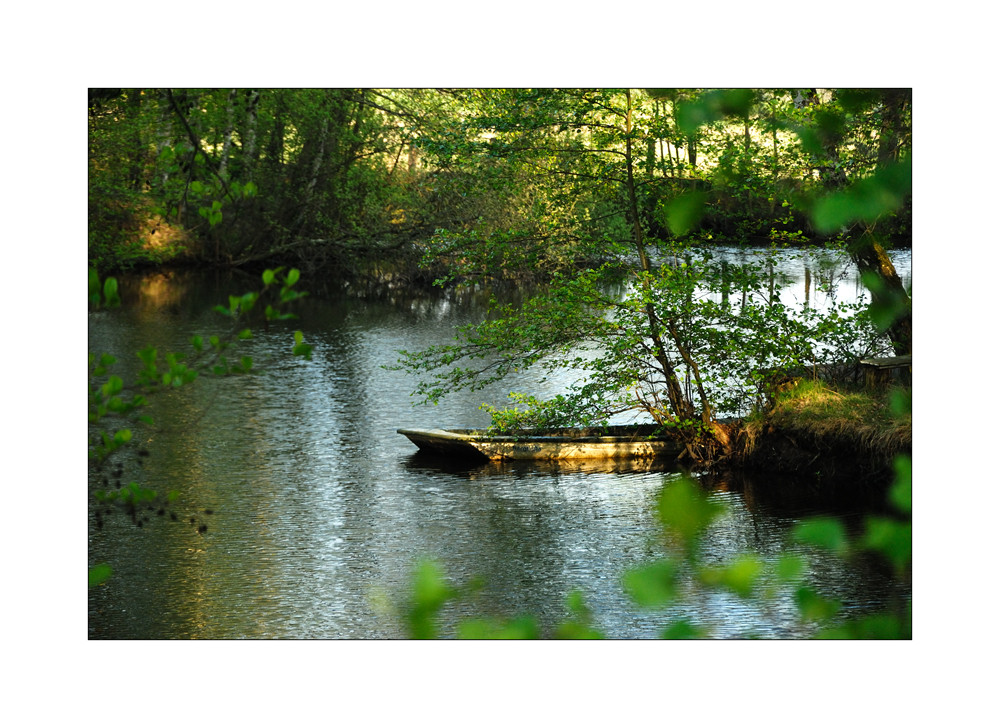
736, 379, 911, 490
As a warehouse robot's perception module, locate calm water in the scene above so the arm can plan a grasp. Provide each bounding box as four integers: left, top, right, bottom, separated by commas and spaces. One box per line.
88, 247, 911, 639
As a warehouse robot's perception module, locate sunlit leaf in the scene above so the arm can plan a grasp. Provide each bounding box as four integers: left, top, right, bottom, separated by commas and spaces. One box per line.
412, 559, 452, 609
792, 517, 849, 555
700, 555, 763, 598
656, 478, 724, 547
622, 559, 680, 607
102, 277, 120, 307
101, 376, 124, 398
407, 559, 454, 639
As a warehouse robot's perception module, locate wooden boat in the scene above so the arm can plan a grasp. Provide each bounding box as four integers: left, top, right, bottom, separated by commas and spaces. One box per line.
397, 424, 684, 462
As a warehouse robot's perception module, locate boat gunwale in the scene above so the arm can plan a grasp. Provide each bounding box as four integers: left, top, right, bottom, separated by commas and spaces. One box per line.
397, 426, 681, 445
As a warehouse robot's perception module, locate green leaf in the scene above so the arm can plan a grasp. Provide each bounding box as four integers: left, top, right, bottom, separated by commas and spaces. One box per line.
774, 554, 808, 583
407, 559, 455, 639
101, 375, 124, 398
795, 586, 841, 622
811, 158, 911, 233
861, 517, 911, 573
89, 268, 101, 306
102, 277, 120, 307
700, 555, 763, 598
675, 89, 755, 136
888, 456, 912, 514
660, 619, 703, 639
458, 616, 540, 639
88, 563, 113, 588
662, 191, 708, 237
656, 477, 724, 548
286, 268, 301, 286
792, 517, 849, 555
262, 269, 276, 286
622, 559, 679, 607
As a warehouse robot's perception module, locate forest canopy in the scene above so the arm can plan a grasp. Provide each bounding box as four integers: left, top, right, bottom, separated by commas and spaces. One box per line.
89, 88, 911, 463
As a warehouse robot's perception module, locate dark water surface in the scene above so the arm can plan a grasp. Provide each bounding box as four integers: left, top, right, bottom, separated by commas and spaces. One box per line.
88, 248, 911, 639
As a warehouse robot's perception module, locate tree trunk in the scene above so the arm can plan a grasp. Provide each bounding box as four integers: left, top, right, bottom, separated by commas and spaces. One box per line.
850, 232, 912, 355
218, 89, 237, 180
852, 88, 912, 355
242, 90, 261, 180
624, 90, 704, 424
126, 89, 144, 191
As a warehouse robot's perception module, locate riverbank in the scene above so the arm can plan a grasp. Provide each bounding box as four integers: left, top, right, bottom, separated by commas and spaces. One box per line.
733, 378, 911, 494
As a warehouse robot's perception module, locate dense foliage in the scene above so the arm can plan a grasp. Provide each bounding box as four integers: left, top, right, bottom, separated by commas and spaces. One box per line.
388, 89, 910, 460
88, 88, 910, 274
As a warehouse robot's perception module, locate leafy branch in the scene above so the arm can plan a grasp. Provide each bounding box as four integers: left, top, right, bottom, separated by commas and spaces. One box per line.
88, 266, 312, 586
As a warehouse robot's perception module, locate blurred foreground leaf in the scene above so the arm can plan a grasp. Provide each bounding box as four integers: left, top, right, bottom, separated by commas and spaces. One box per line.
792, 517, 849, 556
861, 517, 912, 575
889, 456, 912, 514
660, 619, 706, 639
407, 559, 455, 639
675, 89, 756, 136
88, 563, 112, 588
811, 158, 911, 233
623, 560, 680, 607
657, 478, 725, 550
662, 191, 708, 237
795, 586, 841, 622
699, 555, 763, 598
458, 616, 539, 639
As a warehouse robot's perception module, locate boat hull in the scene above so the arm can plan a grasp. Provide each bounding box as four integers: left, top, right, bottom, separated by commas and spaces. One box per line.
397, 426, 684, 461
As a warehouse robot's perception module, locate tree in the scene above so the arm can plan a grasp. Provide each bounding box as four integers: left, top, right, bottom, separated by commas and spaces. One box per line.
796, 89, 912, 354
396, 89, 877, 464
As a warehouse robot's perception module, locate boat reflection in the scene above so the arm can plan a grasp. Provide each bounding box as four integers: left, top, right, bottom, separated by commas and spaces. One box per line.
402, 451, 688, 478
